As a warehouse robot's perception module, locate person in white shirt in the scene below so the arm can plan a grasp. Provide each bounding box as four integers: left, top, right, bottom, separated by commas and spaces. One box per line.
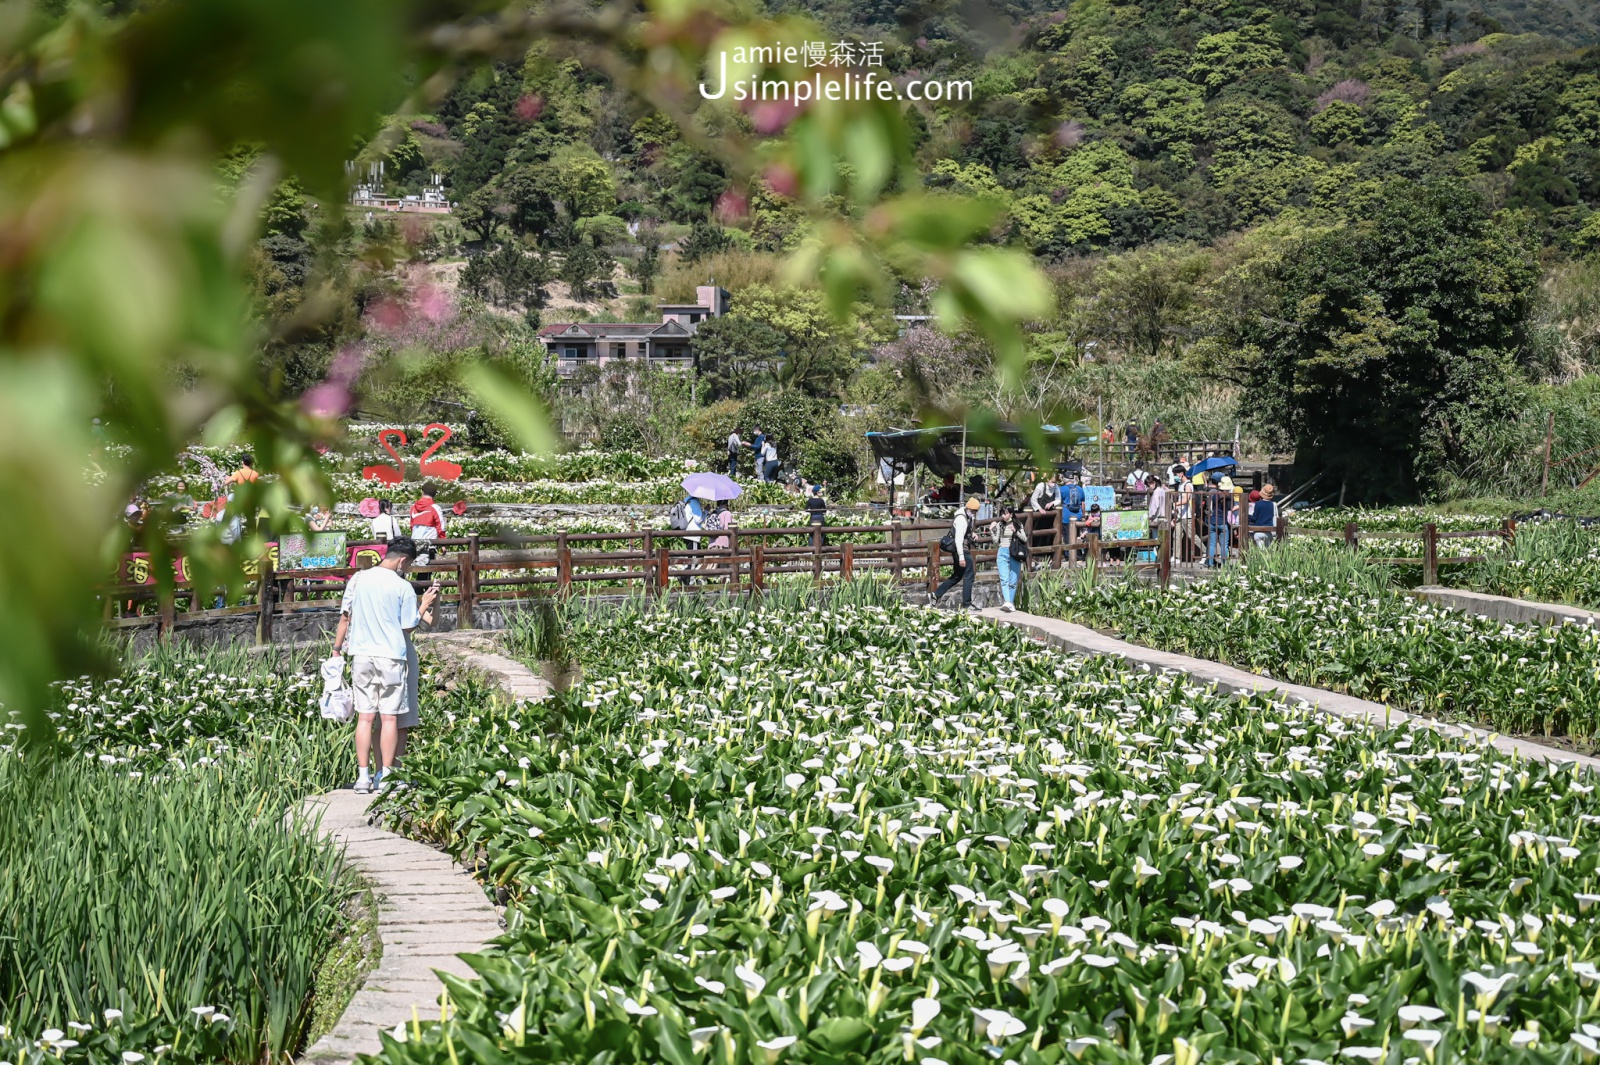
726, 430, 742, 477
1126, 464, 1149, 491
369, 499, 401, 541
761, 439, 781, 483
332, 537, 437, 793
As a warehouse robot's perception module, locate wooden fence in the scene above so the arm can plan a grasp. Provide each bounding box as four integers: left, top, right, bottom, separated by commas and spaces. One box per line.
104, 513, 1190, 642
1285, 520, 1517, 585
102, 508, 1519, 643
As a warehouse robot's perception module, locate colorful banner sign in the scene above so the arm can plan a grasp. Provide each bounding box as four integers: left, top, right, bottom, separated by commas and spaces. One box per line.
1102, 509, 1150, 540
1083, 486, 1117, 512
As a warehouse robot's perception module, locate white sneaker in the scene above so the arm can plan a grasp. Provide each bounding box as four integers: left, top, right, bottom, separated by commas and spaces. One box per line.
353, 775, 373, 794
1001, 602, 1016, 612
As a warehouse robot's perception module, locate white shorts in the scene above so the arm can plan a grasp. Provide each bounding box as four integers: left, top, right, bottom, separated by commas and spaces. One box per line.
352, 656, 406, 717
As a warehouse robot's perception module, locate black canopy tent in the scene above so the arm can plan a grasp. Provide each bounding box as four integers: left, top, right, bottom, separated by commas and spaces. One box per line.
866, 420, 1094, 508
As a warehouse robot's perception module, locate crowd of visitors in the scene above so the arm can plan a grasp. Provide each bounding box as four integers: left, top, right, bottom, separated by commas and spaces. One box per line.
930, 459, 1280, 609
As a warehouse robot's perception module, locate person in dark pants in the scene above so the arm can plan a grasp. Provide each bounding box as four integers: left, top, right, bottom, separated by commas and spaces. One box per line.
934, 497, 981, 609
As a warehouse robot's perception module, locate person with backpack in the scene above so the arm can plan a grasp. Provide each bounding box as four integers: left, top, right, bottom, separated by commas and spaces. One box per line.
669, 490, 708, 584
991, 503, 1026, 613
726, 429, 742, 478
934, 496, 982, 610
749, 427, 767, 479
1060, 473, 1088, 561
409, 488, 448, 569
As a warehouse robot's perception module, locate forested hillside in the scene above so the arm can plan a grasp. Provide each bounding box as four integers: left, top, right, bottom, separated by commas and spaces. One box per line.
243, 0, 1600, 503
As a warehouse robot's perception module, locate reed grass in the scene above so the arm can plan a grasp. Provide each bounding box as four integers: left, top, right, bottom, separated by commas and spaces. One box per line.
1, 648, 357, 1064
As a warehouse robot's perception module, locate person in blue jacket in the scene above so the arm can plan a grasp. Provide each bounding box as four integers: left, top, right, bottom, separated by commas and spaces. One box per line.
1059, 473, 1087, 560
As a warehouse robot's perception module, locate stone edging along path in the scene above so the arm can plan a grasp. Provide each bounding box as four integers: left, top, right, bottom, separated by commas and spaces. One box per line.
299, 636, 551, 1064
979, 607, 1600, 773
1414, 585, 1600, 629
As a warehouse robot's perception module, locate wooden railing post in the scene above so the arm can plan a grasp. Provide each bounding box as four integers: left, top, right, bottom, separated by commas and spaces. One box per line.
1235, 489, 1248, 557
1502, 517, 1517, 548
158, 590, 175, 643
657, 547, 670, 595
927, 542, 940, 596
1344, 522, 1359, 550
642, 529, 655, 594
1422, 522, 1439, 586
1089, 533, 1101, 577
1159, 522, 1172, 589
458, 534, 479, 629
255, 560, 274, 647
1056, 517, 1070, 569
752, 544, 765, 593
556, 531, 572, 597
813, 525, 824, 584
842, 543, 854, 580
890, 523, 903, 580
1275, 517, 1287, 544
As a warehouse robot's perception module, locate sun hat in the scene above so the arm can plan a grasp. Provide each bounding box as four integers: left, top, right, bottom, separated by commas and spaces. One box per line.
1262, 484, 1276, 496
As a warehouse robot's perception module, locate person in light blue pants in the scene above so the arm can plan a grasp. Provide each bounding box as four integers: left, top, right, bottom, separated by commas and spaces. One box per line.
992, 504, 1025, 611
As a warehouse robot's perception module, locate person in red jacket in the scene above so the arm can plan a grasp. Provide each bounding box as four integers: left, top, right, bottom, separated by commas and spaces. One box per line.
409, 490, 447, 565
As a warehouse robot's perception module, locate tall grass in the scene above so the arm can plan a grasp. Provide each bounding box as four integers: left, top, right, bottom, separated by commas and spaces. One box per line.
1232, 535, 1395, 598
1464, 519, 1600, 608
2, 648, 357, 1064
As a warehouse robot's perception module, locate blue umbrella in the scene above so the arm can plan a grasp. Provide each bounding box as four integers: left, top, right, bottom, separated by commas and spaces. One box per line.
682, 472, 742, 501
1185, 456, 1239, 478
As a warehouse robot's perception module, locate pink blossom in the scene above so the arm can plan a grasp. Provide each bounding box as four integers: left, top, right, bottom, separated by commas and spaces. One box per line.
764, 164, 800, 199
414, 284, 450, 322
715, 190, 749, 222
1314, 79, 1369, 111
749, 99, 802, 134
302, 383, 352, 418
516, 94, 544, 121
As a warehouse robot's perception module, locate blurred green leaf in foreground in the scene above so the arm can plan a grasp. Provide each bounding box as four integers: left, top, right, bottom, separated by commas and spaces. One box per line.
0, 0, 1049, 743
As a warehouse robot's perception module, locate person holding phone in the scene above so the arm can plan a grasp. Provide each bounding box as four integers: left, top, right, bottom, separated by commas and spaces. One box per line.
332, 537, 438, 794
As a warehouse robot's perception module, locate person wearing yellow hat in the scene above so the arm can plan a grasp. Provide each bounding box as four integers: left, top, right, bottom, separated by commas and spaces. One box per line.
934, 496, 983, 610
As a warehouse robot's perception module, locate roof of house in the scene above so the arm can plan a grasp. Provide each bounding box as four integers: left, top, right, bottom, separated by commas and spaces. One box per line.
538, 321, 694, 339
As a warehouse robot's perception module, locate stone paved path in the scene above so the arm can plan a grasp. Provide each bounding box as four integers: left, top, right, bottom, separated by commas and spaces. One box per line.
417, 631, 552, 703
298, 790, 504, 1064
982, 607, 1600, 772
298, 632, 554, 1063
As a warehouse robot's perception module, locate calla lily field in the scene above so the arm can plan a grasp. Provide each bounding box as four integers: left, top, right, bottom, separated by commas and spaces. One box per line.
357, 598, 1600, 1065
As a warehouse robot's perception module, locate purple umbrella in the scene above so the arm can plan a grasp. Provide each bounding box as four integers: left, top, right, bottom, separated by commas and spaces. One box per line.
682, 472, 742, 501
